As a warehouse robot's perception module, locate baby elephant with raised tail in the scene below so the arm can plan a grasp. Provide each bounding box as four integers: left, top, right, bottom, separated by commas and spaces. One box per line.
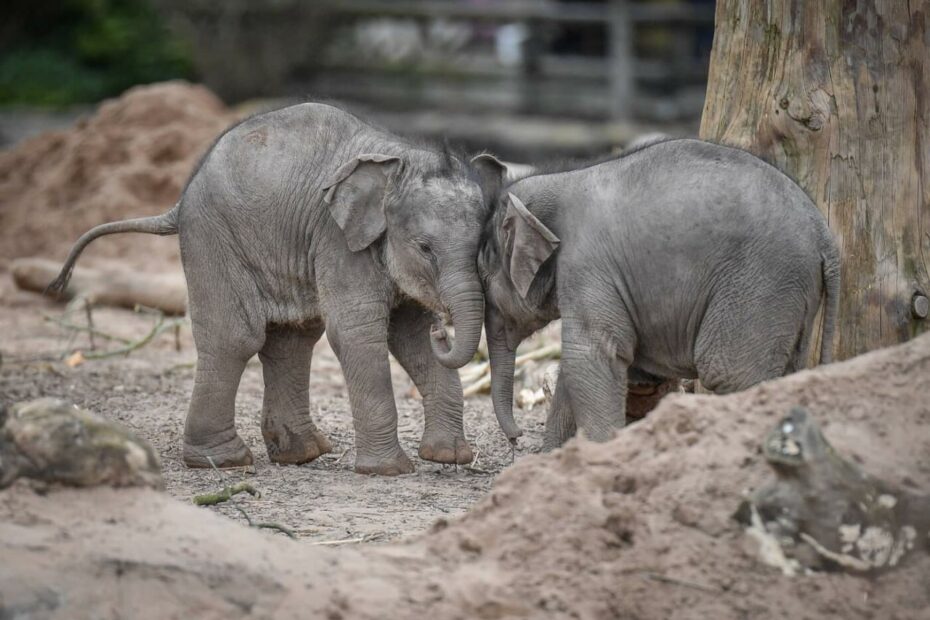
49, 103, 488, 475
472, 139, 840, 448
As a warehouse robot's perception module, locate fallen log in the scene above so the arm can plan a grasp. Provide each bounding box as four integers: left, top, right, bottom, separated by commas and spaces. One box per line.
11, 257, 187, 315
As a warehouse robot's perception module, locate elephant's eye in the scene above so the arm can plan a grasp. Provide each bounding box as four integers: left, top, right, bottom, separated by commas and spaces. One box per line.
418, 242, 432, 255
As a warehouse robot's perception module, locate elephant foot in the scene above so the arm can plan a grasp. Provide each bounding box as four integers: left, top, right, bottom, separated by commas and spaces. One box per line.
262, 419, 332, 465
354, 446, 415, 476
418, 430, 474, 464
183, 433, 253, 469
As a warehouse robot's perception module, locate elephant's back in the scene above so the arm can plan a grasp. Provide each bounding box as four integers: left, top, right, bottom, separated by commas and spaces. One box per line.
195, 104, 356, 200
579, 139, 826, 267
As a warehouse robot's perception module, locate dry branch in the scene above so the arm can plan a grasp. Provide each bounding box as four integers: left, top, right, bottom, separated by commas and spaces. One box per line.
12, 258, 187, 316
192, 482, 260, 506
461, 342, 561, 397
80, 313, 184, 360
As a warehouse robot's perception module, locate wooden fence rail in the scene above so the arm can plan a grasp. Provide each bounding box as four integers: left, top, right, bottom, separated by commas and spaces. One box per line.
315, 0, 715, 121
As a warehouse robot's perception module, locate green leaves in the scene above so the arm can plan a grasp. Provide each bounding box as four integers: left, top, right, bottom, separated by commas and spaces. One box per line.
0, 0, 192, 106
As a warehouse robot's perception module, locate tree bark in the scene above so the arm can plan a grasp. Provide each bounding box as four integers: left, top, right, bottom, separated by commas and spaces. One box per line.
700, 0, 930, 360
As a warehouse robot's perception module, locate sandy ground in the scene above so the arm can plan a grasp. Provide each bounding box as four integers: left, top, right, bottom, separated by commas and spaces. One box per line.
2, 324, 928, 619
0, 272, 550, 542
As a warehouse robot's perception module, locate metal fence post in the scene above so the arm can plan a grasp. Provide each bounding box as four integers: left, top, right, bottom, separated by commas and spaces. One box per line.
607, 0, 633, 120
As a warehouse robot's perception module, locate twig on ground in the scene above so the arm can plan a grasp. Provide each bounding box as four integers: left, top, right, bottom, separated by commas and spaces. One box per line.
46, 305, 186, 362
41, 313, 134, 345
306, 536, 366, 546
84, 299, 96, 351
232, 506, 297, 539
463, 443, 491, 475
199, 457, 296, 539
640, 572, 719, 594
81, 314, 184, 360
192, 481, 260, 506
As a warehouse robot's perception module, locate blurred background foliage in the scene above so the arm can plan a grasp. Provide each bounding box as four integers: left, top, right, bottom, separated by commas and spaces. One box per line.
0, 0, 192, 106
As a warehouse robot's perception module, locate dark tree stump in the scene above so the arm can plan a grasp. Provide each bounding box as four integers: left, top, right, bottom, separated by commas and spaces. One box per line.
738, 407, 929, 573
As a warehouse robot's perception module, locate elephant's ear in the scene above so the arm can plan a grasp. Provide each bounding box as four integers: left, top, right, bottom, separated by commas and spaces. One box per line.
323, 154, 403, 252
470, 153, 507, 203
502, 192, 560, 299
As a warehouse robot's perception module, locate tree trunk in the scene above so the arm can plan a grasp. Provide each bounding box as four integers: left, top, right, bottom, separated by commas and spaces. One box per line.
699, 0, 930, 361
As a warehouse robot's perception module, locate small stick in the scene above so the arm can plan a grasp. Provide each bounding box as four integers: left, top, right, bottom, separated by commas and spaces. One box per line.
201, 457, 296, 540
192, 481, 260, 506
232, 506, 297, 539
42, 314, 134, 344
306, 537, 366, 546
84, 299, 96, 351
640, 572, 719, 594
82, 315, 184, 360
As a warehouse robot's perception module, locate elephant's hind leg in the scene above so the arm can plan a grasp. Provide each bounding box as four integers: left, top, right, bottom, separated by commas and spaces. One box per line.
259, 323, 332, 465
388, 302, 473, 465
695, 302, 805, 394
183, 323, 265, 469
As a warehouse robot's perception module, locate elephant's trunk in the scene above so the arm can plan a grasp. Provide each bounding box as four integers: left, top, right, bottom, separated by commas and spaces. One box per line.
485, 306, 523, 441
430, 265, 484, 369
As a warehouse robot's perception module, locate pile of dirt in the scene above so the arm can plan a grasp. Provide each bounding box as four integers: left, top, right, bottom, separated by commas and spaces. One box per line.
0, 81, 235, 272
2, 333, 928, 618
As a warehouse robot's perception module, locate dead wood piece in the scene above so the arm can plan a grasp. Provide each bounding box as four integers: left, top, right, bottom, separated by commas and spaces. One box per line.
0, 398, 163, 490
12, 257, 187, 316
192, 482, 260, 506
738, 407, 929, 573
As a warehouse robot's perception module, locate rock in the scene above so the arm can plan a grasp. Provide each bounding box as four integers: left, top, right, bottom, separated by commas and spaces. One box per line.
0, 398, 163, 490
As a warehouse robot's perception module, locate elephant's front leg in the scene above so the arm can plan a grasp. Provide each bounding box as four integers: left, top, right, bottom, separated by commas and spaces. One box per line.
559, 302, 633, 442
388, 302, 474, 465
325, 299, 414, 476
542, 370, 576, 450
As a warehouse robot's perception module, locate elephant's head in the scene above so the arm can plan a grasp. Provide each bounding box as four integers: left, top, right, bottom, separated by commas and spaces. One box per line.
323, 150, 487, 369
473, 155, 561, 439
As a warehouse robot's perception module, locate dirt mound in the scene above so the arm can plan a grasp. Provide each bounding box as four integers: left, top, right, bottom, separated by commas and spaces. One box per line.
2, 334, 928, 618
426, 332, 930, 618
0, 81, 235, 272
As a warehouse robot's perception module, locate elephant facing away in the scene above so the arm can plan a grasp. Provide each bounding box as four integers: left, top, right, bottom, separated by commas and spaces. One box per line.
49, 103, 488, 475
472, 139, 840, 449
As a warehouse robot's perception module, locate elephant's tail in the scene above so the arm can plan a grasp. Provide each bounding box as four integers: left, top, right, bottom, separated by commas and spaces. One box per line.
45, 203, 180, 297
818, 239, 841, 365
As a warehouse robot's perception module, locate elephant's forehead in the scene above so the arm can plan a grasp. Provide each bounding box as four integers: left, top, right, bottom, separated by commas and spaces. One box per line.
422, 177, 481, 202
410, 178, 484, 224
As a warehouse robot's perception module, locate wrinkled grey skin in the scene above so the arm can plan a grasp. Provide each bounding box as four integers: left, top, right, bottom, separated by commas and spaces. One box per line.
474, 139, 840, 448
49, 103, 487, 475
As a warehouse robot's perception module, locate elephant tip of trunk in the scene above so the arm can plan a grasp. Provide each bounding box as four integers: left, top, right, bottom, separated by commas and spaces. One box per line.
429, 324, 476, 369
499, 420, 523, 441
